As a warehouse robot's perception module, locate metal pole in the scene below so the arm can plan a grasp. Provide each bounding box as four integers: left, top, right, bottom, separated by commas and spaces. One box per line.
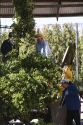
75, 23, 79, 81
0, 18, 2, 47
0, 19, 2, 61
0, 18, 1, 36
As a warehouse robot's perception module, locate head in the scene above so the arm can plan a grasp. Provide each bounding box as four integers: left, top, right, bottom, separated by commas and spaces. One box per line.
35, 34, 44, 42
61, 79, 69, 90
8, 32, 14, 38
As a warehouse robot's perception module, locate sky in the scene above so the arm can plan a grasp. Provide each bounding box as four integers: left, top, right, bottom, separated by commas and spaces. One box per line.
1, 17, 83, 35
34, 17, 83, 29
1, 16, 83, 28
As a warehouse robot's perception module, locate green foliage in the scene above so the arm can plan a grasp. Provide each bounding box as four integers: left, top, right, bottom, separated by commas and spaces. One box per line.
42, 24, 76, 64
78, 35, 83, 83
0, 32, 8, 42
63, 24, 76, 45
0, 49, 61, 121
0, 0, 65, 123
13, 0, 35, 38
0, 33, 61, 121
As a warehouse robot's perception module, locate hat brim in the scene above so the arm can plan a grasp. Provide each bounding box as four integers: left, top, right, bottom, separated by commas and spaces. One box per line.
61, 79, 69, 84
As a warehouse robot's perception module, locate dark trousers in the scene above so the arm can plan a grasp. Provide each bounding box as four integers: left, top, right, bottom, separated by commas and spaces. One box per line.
66, 110, 81, 125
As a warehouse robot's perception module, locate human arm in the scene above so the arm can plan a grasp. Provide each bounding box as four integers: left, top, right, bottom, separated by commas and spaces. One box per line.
44, 41, 51, 57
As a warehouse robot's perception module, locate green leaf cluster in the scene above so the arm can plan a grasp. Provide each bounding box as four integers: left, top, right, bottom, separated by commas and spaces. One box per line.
13, 0, 35, 38
0, 49, 61, 122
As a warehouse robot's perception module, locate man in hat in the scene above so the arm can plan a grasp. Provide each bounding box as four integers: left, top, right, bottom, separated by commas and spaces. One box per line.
61, 79, 81, 125
35, 34, 51, 57
1, 32, 16, 61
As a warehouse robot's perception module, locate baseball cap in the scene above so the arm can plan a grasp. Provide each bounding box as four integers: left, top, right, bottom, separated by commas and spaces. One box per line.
61, 79, 69, 84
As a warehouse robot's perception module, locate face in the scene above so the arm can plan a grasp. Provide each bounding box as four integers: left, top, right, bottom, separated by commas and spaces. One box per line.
61, 83, 69, 90
36, 36, 43, 42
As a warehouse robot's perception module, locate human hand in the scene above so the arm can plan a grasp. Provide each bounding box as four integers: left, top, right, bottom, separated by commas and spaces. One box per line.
79, 91, 83, 99
65, 90, 69, 96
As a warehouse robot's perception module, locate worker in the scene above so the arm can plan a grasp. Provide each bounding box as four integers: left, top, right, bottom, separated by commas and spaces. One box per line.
35, 34, 51, 57
62, 65, 73, 81
1, 32, 16, 61
61, 79, 81, 125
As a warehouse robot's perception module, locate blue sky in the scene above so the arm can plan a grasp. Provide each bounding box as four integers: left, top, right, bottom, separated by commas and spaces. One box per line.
1, 16, 83, 29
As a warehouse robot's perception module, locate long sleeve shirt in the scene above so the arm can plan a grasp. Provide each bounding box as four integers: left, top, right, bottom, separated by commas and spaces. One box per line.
36, 40, 51, 57
62, 83, 80, 110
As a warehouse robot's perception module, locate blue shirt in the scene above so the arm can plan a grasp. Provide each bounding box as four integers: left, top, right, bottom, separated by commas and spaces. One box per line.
36, 40, 51, 57
62, 83, 80, 110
